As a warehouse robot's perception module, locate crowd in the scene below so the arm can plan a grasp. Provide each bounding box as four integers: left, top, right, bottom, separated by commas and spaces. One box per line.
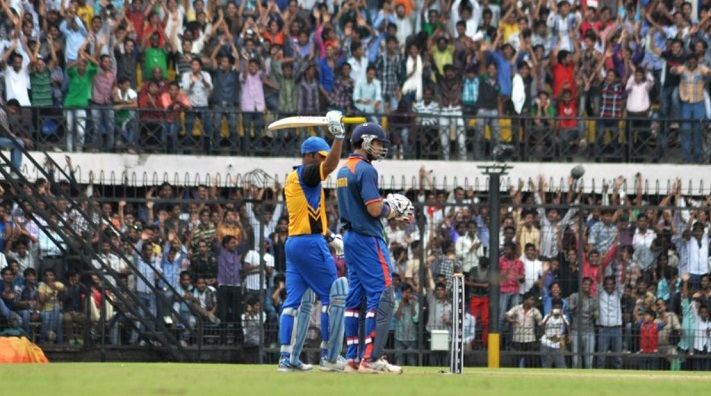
0, 162, 710, 370
0, 0, 709, 160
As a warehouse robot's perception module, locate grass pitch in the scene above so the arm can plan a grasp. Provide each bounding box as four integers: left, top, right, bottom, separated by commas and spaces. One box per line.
1, 364, 708, 396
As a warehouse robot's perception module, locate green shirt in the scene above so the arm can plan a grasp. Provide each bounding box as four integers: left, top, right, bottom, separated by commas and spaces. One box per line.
144, 47, 168, 79
64, 63, 97, 108
30, 70, 53, 106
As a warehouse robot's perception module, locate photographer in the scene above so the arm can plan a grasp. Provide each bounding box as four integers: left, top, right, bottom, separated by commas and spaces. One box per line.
540, 298, 570, 368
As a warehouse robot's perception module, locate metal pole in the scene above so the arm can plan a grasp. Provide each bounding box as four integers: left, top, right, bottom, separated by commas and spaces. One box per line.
479, 164, 511, 369
576, 205, 586, 368
100, 282, 107, 362
258, 208, 266, 365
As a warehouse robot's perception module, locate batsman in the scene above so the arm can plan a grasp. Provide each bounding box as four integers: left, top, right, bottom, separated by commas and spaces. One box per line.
278, 111, 348, 372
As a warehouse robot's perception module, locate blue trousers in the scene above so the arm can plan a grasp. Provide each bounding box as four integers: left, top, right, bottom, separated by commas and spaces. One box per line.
0, 137, 24, 171
279, 235, 336, 350
343, 231, 393, 360
680, 101, 705, 163
597, 326, 622, 369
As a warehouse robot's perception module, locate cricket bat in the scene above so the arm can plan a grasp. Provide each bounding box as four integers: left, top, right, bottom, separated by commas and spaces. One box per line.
267, 116, 367, 131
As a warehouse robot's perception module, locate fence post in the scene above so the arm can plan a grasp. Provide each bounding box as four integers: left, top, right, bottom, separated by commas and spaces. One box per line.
478, 164, 512, 368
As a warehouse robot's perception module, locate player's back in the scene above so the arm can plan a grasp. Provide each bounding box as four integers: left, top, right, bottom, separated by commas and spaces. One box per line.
285, 164, 327, 237
336, 154, 383, 238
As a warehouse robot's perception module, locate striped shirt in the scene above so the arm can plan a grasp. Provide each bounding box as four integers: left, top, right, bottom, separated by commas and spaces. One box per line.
675, 65, 710, 104
413, 100, 440, 126
394, 299, 419, 342
298, 79, 320, 114
461, 77, 479, 106
30, 70, 53, 106
599, 82, 625, 118
375, 51, 402, 98
328, 77, 354, 110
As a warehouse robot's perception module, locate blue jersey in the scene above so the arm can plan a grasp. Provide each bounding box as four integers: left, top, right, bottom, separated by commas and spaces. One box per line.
336, 154, 384, 239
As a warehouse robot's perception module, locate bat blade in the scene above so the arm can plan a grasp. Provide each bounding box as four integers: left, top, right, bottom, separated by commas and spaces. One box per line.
268, 116, 328, 130
267, 116, 368, 131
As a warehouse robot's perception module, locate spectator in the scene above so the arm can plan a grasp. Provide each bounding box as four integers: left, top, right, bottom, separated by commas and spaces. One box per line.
597, 273, 625, 369
61, 270, 88, 345
182, 58, 213, 153
540, 298, 569, 368
505, 292, 542, 368
91, 54, 117, 151
568, 277, 598, 369
215, 235, 242, 323
2, 43, 32, 107
353, 65, 382, 123
671, 55, 711, 164
113, 78, 138, 151
240, 58, 266, 153
394, 283, 418, 367
475, 62, 501, 159
38, 268, 64, 343
161, 81, 191, 154
64, 52, 98, 152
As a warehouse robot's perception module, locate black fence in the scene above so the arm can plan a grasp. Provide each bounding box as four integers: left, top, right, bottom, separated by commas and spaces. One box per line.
15, 106, 711, 164
1, 191, 708, 369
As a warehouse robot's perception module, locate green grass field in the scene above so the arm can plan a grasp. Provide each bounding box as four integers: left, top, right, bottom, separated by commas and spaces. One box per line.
1, 364, 709, 396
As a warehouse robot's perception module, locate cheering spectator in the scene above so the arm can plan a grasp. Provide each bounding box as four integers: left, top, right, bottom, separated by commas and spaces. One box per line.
182, 58, 213, 153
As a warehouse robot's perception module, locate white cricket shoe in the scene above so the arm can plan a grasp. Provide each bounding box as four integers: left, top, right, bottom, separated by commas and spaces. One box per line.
319, 355, 348, 372
277, 357, 313, 373
358, 357, 403, 374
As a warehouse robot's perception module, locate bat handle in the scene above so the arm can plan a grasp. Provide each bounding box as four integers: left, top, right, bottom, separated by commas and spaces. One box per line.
342, 117, 367, 125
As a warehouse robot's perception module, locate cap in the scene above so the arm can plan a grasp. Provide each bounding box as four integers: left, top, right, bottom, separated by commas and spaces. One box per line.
301, 136, 330, 156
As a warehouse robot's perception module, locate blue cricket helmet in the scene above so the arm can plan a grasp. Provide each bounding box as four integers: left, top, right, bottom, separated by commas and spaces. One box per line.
350, 123, 389, 160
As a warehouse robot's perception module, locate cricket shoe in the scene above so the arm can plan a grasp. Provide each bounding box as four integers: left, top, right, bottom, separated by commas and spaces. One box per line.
319, 355, 348, 372
343, 359, 360, 373
358, 357, 403, 374
277, 357, 313, 373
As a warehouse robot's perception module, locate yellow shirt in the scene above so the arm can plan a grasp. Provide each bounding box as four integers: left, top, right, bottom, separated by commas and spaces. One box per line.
39, 282, 65, 312
285, 163, 328, 236
499, 21, 519, 43
517, 226, 541, 256
77, 6, 94, 31
432, 45, 455, 76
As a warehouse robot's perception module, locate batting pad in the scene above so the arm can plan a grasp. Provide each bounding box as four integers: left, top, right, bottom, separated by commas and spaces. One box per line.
371, 286, 395, 359
326, 278, 348, 363
291, 288, 315, 360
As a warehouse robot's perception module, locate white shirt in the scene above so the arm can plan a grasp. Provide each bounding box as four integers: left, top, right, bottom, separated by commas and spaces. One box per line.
244, 250, 274, 290
685, 234, 709, 276
347, 56, 368, 86
632, 228, 657, 271
455, 234, 483, 273
520, 255, 542, 294
5, 65, 31, 106
541, 314, 569, 349
692, 302, 711, 351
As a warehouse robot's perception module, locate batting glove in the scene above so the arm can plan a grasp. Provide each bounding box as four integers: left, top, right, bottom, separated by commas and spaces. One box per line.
326, 110, 345, 140
327, 232, 344, 255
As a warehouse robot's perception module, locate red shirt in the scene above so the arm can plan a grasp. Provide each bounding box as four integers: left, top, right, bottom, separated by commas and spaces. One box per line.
138, 91, 164, 121
557, 100, 578, 129
552, 63, 576, 100
127, 10, 145, 44
499, 257, 524, 294
639, 321, 661, 353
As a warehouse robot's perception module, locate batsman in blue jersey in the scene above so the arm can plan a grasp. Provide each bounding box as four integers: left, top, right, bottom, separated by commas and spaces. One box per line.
277, 111, 348, 373
335, 123, 413, 374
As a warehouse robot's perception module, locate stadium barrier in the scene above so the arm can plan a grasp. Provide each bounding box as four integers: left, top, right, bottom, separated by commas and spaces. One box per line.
15, 105, 710, 164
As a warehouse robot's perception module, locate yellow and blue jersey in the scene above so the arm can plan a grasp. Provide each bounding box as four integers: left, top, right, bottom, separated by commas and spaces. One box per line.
335, 153, 384, 238
285, 163, 328, 236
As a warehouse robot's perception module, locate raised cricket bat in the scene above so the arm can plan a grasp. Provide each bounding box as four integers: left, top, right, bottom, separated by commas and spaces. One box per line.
267, 116, 367, 131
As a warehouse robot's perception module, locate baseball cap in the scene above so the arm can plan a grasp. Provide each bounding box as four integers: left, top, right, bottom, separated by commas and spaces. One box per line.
301, 136, 330, 156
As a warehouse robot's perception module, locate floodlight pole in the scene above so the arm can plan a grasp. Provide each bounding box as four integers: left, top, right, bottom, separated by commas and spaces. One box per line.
478, 163, 512, 369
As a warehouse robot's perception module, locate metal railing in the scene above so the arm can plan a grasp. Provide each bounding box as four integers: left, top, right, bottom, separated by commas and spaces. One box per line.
1, 195, 707, 369
17, 106, 711, 164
